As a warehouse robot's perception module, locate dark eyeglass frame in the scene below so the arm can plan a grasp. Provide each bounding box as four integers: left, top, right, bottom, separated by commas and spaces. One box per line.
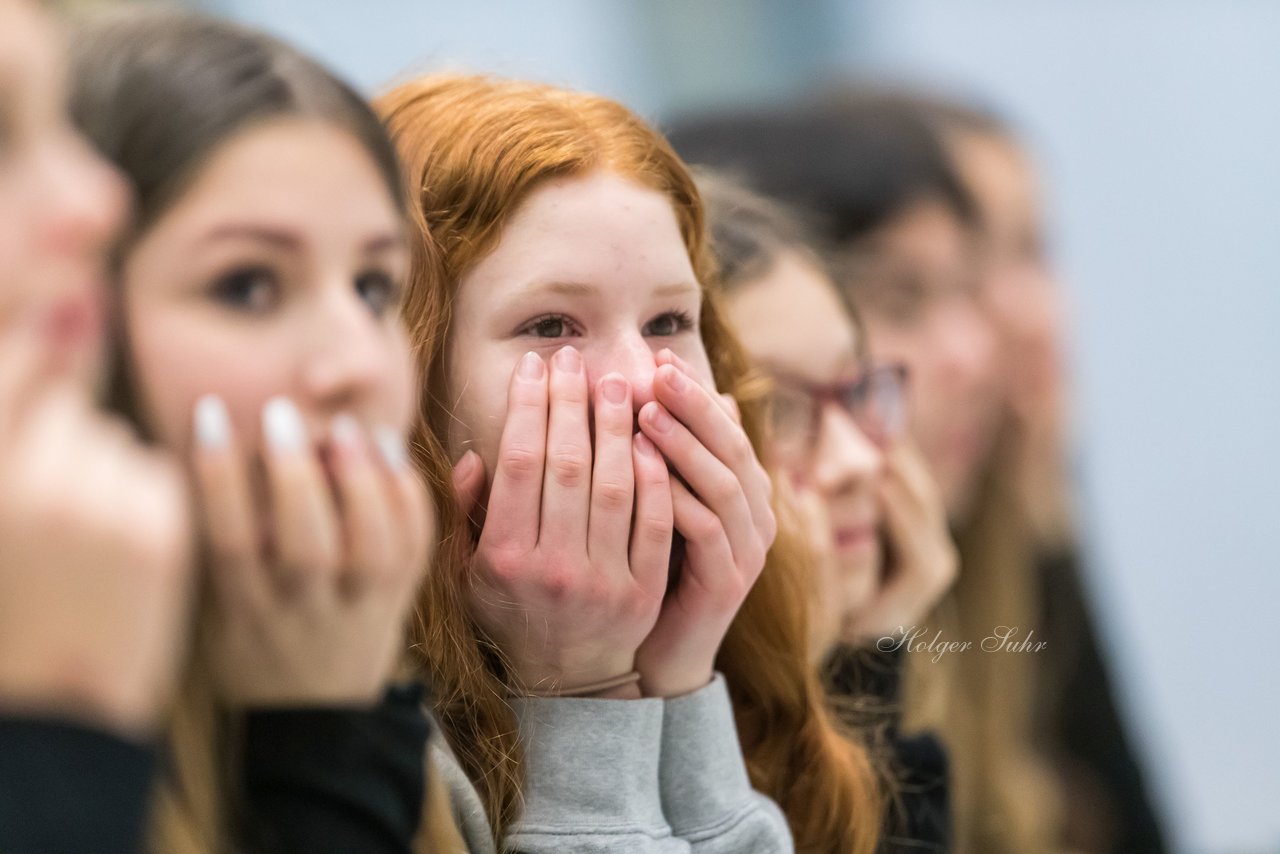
763, 362, 910, 465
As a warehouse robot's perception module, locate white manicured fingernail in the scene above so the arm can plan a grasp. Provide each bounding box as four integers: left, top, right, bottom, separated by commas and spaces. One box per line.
375, 425, 408, 470
194, 394, 231, 450
331, 414, 362, 450
263, 396, 305, 453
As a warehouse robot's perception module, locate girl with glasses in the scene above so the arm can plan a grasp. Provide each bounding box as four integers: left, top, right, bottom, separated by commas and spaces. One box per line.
700, 172, 958, 853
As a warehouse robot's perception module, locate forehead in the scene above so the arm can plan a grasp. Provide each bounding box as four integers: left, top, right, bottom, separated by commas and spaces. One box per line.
953, 132, 1037, 219
874, 200, 969, 261
152, 119, 400, 238
459, 169, 696, 298
725, 250, 860, 381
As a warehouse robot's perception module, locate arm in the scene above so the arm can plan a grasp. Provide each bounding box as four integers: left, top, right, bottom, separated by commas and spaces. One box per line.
505, 695, 682, 852
235, 683, 431, 854
430, 699, 681, 854
660, 676, 793, 854
0, 716, 156, 854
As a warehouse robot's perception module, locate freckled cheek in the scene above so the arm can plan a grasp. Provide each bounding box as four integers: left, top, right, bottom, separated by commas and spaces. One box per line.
445, 362, 511, 473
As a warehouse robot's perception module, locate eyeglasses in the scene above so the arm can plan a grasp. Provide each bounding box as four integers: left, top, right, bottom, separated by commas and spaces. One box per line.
763, 363, 909, 468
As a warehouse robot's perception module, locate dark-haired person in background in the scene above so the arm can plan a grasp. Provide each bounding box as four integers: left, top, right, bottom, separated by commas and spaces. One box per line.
671, 88, 1166, 854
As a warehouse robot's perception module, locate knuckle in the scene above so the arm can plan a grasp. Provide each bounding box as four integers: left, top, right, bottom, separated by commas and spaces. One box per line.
636, 513, 673, 545
759, 506, 779, 547
499, 446, 541, 482
759, 464, 775, 498
688, 510, 723, 543
482, 548, 525, 586
548, 448, 589, 488
710, 472, 743, 507
731, 430, 756, 467
593, 479, 632, 512
208, 536, 255, 569
537, 568, 575, 601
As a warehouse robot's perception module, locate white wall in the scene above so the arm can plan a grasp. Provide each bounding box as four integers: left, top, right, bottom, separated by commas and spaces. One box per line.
837, 3, 1280, 852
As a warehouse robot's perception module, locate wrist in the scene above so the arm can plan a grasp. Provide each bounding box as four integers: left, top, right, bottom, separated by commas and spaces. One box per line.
515, 670, 642, 699
639, 667, 714, 699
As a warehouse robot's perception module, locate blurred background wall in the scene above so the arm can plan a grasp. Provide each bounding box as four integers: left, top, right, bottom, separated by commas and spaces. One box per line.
196, 2, 1280, 851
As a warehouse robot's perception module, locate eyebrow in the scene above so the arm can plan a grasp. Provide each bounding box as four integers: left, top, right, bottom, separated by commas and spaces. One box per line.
200, 224, 407, 253
512, 280, 701, 300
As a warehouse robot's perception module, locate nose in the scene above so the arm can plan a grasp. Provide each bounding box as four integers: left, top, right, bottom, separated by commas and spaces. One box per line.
810, 404, 884, 497
586, 331, 658, 414
299, 287, 395, 416
40, 129, 130, 258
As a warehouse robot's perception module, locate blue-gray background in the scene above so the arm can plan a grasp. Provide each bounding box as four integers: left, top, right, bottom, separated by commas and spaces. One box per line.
200, 2, 1280, 851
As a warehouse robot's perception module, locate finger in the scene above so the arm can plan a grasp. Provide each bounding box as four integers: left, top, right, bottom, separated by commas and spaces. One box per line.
885, 440, 945, 523
191, 394, 269, 609
719, 392, 742, 425
261, 396, 340, 592
376, 425, 436, 588
450, 449, 486, 520
654, 347, 736, 420
876, 467, 957, 621
653, 362, 774, 542
669, 476, 740, 603
539, 346, 591, 550
639, 400, 761, 574
587, 373, 635, 566
328, 416, 395, 593
654, 350, 773, 511
628, 431, 672, 597
481, 352, 548, 553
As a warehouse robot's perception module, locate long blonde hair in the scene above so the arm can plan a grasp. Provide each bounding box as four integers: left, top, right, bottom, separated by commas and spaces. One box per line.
376, 73, 884, 853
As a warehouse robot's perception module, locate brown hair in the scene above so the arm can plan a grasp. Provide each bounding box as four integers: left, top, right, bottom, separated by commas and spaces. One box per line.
376, 74, 883, 853
68, 9, 452, 852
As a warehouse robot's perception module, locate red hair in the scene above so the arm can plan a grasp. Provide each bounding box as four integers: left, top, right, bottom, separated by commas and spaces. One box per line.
376, 74, 884, 853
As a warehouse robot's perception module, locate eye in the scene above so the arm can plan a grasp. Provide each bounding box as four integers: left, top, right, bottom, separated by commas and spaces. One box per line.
643, 310, 695, 337
210, 266, 279, 313
868, 274, 927, 325
518, 313, 581, 339
355, 269, 400, 317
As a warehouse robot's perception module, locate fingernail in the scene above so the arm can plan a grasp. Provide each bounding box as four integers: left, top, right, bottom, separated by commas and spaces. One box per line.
262, 397, 305, 453
634, 431, 657, 457
375, 425, 409, 470
601, 374, 628, 405
518, 351, 544, 380
553, 345, 581, 372
331, 414, 362, 450
646, 404, 674, 434
194, 394, 231, 450
662, 365, 686, 392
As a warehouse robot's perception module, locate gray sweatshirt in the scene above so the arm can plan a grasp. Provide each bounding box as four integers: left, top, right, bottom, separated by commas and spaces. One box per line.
432, 674, 794, 853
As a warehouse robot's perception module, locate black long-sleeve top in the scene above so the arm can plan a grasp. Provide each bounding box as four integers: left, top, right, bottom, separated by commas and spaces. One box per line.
824, 643, 951, 854
0, 684, 431, 854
